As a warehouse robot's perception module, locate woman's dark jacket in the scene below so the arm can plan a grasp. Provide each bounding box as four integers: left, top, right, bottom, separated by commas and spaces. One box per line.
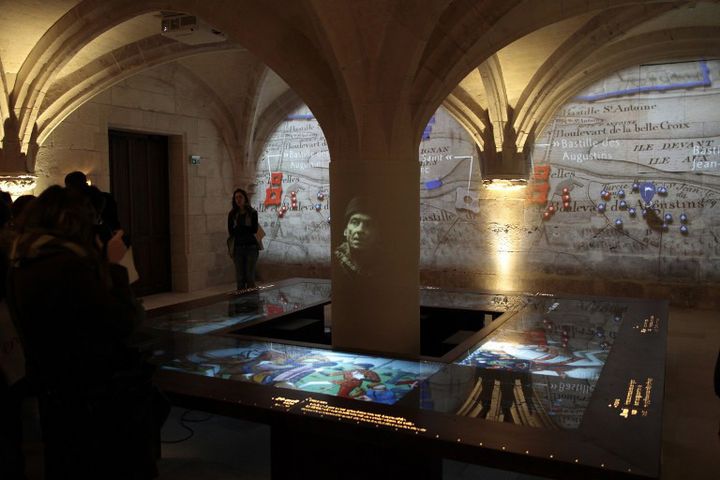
227, 208, 259, 247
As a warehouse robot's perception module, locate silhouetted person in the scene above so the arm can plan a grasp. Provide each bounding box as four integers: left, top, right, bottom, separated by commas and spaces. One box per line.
6, 185, 160, 479
10, 194, 35, 227
0, 199, 27, 480
0, 190, 11, 208
64, 170, 121, 233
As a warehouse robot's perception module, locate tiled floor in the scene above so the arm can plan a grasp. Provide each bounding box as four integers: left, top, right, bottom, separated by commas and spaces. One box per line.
23, 284, 720, 479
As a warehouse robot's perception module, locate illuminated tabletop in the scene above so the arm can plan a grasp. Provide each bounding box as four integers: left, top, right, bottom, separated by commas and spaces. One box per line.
146, 279, 667, 479
146, 279, 332, 335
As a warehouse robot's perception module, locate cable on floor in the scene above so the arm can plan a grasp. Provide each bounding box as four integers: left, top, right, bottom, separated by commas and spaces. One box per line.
161, 409, 214, 444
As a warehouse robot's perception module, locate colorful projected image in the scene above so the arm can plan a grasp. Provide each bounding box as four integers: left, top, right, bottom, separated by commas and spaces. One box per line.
422, 365, 596, 430
462, 340, 606, 380
443, 298, 627, 429
160, 342, 441, 405
457, 298, 624, 381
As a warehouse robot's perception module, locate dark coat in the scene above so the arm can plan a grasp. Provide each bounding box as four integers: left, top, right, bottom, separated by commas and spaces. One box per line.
7, 240, 143, 393
228, 208, 259, 247
6, 237, 159, 479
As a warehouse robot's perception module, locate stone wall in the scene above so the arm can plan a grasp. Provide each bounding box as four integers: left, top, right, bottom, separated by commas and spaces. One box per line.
251, 62, 720, 308
31, 60, 720, 306
518, 60, 720, 308
34, 63, 236, 292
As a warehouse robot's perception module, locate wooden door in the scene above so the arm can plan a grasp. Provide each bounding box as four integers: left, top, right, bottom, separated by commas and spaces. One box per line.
109, 130, 171, 296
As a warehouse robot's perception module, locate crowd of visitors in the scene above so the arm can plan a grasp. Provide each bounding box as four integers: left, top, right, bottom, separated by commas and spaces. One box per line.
0, 172, 166, 480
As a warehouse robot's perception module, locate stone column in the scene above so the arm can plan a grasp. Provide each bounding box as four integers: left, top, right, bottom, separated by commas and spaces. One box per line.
330, 153, 420, 356
1, 113, 35, 173
0, 114, 38, 197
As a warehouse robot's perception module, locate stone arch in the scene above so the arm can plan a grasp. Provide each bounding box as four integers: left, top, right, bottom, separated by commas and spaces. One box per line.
477, 55, 509, 151
0, 55, 8, 141
411, 0, 520, 135
25, 59, 241, 176
36, 35, 242, 147
11, 0, 164, 155
231, 62, 268, 187
441, 93, 486, 150
409, 0, 697, 140
11, 0, 340, 161
171, 64, 242, 160
530, 27, 720, 143
143, 2, 340, 146
13, 0, 699, 168
250, 89, 304, 165
286, 3, 366, 155
512, 4, 681, 149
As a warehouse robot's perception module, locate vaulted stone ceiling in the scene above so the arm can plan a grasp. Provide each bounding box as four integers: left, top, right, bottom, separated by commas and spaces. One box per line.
0, 0, 718, 177
448, 1, 720, 163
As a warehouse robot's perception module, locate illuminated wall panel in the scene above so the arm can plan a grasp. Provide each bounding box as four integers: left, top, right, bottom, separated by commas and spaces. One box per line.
254, 61, 719, 300
251, 106, 331, 268
529, 60, 719, 286
252, 105, 478, 272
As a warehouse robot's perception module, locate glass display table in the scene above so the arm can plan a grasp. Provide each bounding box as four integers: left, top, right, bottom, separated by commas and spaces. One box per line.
145, 279, 667, 479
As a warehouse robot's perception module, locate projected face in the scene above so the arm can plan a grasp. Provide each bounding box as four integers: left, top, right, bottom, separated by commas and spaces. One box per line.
335, 197, 379, 278
344, 213, 375, 251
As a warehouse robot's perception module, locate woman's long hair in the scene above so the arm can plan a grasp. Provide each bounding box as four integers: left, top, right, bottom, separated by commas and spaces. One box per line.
231, 188, 254, 212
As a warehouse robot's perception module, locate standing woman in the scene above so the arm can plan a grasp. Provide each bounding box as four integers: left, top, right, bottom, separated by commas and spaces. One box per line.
228, 188, 259, 291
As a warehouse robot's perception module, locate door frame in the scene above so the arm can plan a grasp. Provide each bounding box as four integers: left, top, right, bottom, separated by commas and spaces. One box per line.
106, 125, 190, 293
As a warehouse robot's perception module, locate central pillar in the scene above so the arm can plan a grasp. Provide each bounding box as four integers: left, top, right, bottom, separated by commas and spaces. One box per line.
330, 156, 420, 356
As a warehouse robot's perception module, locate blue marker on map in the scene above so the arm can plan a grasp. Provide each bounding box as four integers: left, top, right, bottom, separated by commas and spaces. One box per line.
425, 179, 443, 190
640, 182, 656, 204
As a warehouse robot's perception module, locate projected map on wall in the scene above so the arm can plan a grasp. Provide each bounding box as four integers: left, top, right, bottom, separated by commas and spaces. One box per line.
250, 106, 478, 269
251, 60, 719, 286
250, 107, 331, 266
529, 60, 720, 281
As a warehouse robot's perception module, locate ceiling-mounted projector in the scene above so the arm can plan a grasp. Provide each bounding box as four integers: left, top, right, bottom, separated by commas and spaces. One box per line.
161, 14, 227, 45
